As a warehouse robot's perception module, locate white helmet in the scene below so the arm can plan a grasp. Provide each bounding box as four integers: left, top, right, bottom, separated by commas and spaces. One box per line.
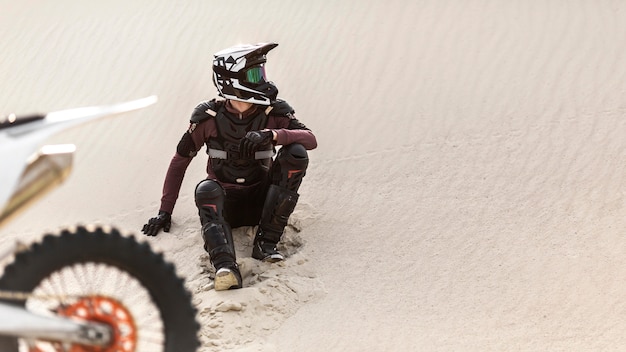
212, 42, 279, 105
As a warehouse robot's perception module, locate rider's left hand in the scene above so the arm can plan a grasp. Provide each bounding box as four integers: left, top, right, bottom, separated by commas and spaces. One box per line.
239, 130, 274, 159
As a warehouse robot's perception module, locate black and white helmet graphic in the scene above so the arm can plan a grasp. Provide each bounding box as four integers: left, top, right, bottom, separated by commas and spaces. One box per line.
212, 42, 279, 105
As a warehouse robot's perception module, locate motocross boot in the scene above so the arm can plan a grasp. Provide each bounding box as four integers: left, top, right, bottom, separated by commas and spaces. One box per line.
202, 222, 242, 290
252, 184, 299, 262
196, 180, 242, 290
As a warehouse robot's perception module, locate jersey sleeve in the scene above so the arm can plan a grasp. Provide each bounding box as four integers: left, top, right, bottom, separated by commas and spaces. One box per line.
160, 101, 219, 214
267, 99, 317, 150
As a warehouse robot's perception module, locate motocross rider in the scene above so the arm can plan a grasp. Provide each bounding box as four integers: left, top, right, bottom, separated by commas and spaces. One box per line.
142, 43, 317, 290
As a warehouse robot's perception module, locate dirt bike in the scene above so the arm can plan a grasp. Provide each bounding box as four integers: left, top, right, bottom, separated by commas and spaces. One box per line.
0, 96, 200, 351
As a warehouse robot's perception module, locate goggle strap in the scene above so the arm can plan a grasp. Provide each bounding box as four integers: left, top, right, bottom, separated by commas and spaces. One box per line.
213, 65, 266, 84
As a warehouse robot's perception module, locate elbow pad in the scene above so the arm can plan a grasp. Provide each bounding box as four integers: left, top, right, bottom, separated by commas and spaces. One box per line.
287, 117, 309, 130
176, 131, 197, 158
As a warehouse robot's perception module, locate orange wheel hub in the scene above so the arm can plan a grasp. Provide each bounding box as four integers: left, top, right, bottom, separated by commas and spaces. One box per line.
38, 296, 138, 352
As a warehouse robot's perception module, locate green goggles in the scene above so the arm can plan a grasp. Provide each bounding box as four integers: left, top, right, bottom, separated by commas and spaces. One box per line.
244, 65, 266, 84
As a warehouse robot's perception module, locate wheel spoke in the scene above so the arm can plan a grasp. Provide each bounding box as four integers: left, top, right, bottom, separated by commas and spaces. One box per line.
0, 227, 199, 352
20, 263, 165, 351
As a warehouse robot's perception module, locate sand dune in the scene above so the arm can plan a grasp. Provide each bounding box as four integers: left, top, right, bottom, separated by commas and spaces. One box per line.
2, 1, 626, 351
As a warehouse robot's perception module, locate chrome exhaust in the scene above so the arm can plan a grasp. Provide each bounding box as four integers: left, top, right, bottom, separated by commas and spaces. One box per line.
0, 144, 75, 227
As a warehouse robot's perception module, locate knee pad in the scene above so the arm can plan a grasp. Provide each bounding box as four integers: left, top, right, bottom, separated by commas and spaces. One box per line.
195, 179, 225, 222
272, 144, 309, 191
281, 143, 308, 160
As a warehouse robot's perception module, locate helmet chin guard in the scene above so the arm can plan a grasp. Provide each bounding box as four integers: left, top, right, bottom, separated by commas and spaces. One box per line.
212, 43, 279, 105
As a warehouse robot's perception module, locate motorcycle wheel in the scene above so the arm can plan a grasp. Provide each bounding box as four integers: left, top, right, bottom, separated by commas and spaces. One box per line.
0, 226, 200, 352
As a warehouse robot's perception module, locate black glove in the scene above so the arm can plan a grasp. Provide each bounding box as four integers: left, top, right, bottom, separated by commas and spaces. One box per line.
239, 130, 274, 159
142, 211, 171, 236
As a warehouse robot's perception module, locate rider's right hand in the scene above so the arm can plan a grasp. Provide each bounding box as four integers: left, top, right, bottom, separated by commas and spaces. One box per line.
142, 211, 171, 236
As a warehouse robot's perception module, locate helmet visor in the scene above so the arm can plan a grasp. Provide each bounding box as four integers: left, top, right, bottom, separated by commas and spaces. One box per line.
244, 65, 266, 84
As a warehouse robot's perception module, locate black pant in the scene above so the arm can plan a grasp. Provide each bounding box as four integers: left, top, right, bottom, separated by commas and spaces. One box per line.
222, 179, 270, 228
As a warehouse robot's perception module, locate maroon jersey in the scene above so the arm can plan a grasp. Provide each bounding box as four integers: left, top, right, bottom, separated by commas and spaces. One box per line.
160, 99, 316, 214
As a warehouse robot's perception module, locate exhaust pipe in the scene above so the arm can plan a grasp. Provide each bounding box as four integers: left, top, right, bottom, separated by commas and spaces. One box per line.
0, 144, 75, 227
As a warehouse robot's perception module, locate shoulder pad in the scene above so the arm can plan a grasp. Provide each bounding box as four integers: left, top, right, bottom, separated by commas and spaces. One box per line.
266, 99, 295, 118
190, 99, 225, 123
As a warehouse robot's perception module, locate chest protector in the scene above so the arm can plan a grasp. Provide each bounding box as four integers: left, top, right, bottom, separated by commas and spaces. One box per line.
205, 102, 274, 185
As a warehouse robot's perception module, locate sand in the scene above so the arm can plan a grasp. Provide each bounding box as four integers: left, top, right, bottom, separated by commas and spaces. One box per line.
2, 0, 626, 351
